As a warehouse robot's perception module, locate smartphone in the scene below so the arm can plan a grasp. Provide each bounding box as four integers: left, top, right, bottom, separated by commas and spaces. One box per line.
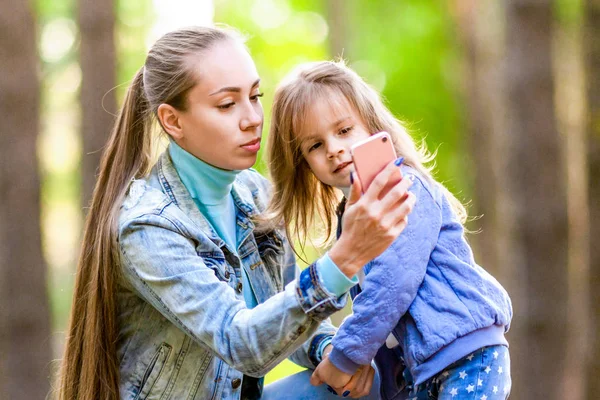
351, 131, 399, 192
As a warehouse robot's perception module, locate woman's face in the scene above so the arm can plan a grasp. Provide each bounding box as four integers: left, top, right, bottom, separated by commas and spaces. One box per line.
173, 39, 264, 171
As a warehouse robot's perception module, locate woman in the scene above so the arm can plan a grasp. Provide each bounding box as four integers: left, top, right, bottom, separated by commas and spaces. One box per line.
58, 26, 414, 400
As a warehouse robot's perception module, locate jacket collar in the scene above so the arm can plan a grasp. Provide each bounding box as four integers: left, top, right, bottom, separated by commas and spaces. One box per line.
155, 150, 258, 248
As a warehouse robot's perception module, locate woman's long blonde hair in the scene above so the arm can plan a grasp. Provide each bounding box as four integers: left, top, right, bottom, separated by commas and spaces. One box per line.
266, 60, 467, 252
58, 26, 240, 400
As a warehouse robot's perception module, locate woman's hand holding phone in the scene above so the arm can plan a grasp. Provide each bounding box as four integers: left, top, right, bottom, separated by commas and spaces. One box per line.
329, 157, 415, 278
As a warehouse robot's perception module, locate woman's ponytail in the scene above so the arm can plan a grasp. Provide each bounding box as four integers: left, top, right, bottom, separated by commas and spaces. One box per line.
58, 67, 151, 400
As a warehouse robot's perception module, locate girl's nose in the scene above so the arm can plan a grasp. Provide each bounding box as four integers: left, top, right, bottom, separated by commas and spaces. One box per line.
326, 139, 345, 159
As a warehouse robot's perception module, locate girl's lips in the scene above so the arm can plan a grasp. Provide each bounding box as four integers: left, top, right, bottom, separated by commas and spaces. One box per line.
241, 138, 261, 153
334, 161, 352, 173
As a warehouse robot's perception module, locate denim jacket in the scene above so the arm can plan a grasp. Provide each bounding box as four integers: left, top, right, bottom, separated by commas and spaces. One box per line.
115, 151, 344, 399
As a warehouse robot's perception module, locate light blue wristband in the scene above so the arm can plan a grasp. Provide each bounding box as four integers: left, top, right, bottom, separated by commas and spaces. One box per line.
316, 252, 358, 297
317, 336, 334, 362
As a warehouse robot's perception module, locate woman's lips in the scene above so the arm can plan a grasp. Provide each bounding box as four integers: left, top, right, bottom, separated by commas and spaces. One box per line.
241, 138, 261, 153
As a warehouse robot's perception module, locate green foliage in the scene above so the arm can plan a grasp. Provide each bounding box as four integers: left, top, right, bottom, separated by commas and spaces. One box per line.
555, 0, 584, 27
116, 0, 155, 100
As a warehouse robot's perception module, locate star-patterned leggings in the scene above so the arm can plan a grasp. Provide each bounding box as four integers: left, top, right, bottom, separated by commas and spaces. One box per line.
403, 345, 511, 399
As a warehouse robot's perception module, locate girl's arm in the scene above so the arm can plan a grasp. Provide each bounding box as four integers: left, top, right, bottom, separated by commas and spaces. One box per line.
328, 172, 443, 374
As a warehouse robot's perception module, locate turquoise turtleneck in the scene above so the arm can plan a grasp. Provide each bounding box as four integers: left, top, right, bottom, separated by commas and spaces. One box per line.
169, 140, 257, 308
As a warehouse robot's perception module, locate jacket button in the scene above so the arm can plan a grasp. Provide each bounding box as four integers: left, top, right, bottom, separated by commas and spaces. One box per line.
297, 325, 306, 334
231, 378, 242, 389
224, 271, 231, 280
236, 282, 243, 293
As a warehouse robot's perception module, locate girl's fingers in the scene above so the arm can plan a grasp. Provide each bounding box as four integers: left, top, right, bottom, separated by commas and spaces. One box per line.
348, 367, 374, 398
340, 367, 364, 397
359, 367, 376, 397
348, 370, 367, 398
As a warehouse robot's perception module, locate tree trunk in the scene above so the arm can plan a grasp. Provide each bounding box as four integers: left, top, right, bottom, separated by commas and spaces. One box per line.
585, 0, 600, 398
0, 1, 52, 398
553, 6, 589, 399
78, 0, 116, 208
325, 0, 350, 60
453, 0, 510, 280
505, 1, 569, 398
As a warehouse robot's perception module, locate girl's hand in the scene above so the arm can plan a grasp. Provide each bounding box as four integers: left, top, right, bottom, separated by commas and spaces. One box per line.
337, 364, 376, 398
310, 356, 352, 395
329, 159, 416, 278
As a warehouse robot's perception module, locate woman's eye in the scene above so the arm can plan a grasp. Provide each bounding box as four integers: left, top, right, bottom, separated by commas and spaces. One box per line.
217, 102, 235, 110
339, 126, 354, 135
250, 92, 264, 101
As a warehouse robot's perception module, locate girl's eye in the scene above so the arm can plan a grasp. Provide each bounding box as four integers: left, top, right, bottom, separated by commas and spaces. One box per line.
339, 126, 354, 135
308, 142, 321, 152
217, 102, 235, 110
250, 92, 264, 101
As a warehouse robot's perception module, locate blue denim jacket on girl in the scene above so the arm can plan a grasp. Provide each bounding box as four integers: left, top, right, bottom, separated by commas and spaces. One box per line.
329, 165, 513, 399
115, 151, 344, 400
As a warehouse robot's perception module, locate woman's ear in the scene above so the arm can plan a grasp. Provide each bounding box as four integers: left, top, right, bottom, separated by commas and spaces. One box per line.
157, 103, 184, 140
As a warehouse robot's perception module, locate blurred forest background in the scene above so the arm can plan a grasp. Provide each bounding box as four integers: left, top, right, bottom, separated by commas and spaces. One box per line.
0, 0, 598, 399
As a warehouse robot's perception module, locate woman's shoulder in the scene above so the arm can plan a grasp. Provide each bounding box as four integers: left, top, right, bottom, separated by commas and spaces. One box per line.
119, 178, 174, 225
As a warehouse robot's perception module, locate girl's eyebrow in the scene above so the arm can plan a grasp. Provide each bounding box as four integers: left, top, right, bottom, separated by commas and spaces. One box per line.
209, 78, 261, 96
331, 116, 351, 128
300, 116, 352, 144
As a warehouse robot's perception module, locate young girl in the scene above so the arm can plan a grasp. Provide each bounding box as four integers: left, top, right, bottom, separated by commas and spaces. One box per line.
267, 60, 513, 399
57, 27, 415, 400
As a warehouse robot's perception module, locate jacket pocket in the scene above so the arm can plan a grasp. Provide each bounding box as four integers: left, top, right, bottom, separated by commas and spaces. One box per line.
135, 342, 172, 400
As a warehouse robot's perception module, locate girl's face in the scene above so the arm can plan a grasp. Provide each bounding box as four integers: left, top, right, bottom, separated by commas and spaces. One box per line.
298, 93, 371, 189
172, 40, 264, 170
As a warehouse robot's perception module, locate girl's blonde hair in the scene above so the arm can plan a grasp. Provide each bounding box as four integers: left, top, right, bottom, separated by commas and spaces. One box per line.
266, 60, 467, 251
58, 26, 242, 400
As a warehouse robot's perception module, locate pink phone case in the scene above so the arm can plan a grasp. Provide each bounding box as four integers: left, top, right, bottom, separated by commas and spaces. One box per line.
351, 132, 398, 192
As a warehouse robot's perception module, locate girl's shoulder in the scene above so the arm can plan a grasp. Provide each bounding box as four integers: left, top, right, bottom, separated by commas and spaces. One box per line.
400, 164, 442, 206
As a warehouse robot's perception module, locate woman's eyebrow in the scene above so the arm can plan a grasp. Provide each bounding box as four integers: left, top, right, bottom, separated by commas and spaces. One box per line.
209, 78, 261, 96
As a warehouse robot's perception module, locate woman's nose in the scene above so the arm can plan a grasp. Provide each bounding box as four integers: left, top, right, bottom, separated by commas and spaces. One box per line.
241, 103, 263, 130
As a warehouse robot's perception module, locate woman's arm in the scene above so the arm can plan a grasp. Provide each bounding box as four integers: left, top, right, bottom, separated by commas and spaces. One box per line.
119, 212, 346, 378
